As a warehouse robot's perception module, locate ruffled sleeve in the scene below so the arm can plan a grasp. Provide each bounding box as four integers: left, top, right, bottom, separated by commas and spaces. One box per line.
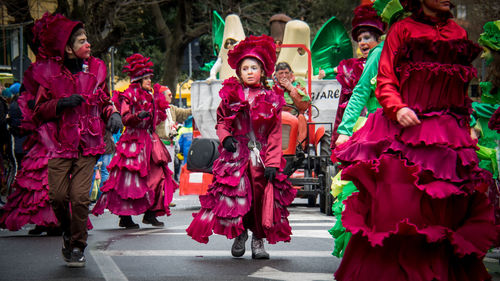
120, 91, 143, 127
376, 22, 408, 121
216, 78, 241, 143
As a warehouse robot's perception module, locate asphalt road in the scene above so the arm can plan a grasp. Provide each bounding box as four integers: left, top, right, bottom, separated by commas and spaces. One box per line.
1, 192, 499, 281
0, 194, 339, 281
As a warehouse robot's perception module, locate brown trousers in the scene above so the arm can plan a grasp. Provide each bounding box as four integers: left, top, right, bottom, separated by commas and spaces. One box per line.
48, 155, 97, 250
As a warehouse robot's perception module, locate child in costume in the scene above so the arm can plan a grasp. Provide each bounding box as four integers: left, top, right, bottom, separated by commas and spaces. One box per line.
187, 35, 296, 259
92, 54, 178, 229
330, 4, 386, 153
333, 0, 497, 279
31, 13, 122, 268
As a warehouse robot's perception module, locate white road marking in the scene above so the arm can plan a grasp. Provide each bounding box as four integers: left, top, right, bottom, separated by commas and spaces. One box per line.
100, 250, 333, 257
90, 250, 128, 281
291, 229, 332, 239
130, 229, 332, 239
248, 266, 334, 281
288, 213, 335, 221
290, 222, 333, 227
129, 228, 165, 235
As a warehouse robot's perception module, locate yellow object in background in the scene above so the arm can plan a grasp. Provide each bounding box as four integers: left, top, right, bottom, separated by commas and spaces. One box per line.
176, 79, 193, 106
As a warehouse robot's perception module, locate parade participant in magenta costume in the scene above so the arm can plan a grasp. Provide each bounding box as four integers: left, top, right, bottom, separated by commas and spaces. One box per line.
92, 54, 178, 229
186, 35, 296, 259
0, 59, 61, 234
330, 4, 385, 154
333, 0, 498, 279
329, 0, 408, 258
0, 14, 101, 236
0, 25, 60, 233
30, 13, 122, 267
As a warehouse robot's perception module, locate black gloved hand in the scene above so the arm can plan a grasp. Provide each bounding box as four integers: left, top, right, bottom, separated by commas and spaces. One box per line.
264, 167, 278, 182
56, 94, 85, 114
137, 111, 150, 119
222, 136, 238, 152
107, 112, 123, 134
27, 100, 35, 110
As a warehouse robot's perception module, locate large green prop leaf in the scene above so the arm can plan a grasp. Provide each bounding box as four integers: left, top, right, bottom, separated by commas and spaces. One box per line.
212, 11, 225, 56
311, 17, 352, 79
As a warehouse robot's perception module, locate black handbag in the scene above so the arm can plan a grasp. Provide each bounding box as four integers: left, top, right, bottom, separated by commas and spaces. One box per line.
186, 138, 220, 174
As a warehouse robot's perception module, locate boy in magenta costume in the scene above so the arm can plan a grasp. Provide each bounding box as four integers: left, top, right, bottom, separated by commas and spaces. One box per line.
92, 54, 178, 229
333, 0, 497, 279
186, 35, 296, 259
32, 13, 122, 267
330, 4, 385, 153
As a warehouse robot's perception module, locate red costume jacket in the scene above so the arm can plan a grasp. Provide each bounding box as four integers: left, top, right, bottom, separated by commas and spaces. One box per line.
34, 57, 116, 159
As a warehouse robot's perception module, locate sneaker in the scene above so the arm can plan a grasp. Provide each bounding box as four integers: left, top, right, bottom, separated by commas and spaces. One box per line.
119, 216, 139, 229
61, 232, 71, 262
231, 230, 248, 257
67, 248, 86, 268
142, 215, 164, 227
251, 235, 270, 259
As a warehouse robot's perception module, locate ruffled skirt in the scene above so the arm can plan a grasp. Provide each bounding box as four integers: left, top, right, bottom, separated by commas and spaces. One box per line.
186, 143, 297, 244
92, 130, 177, 216
334, 109, 497, 281
0, 142, 58, 230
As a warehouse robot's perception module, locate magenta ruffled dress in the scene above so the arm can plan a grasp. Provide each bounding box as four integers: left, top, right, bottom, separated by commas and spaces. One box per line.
0, 89, 59, 230
333, 16, 498, 281
92, 83, 178, 217
186, 77, 296, 244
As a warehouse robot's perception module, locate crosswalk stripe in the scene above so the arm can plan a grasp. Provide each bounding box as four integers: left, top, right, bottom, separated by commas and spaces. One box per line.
100, 250, 333, 257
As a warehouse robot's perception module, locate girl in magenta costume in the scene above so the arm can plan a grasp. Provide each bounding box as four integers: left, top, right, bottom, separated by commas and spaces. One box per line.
92, 54, 178, 228
0, 83, 60, 232
330, 4, 386, 154
186, 35, 296, 259
0, 13, 97, 234
333, 0, 497, 280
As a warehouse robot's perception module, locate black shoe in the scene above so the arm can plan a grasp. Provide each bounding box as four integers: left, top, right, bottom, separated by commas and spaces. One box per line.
28, 225, 47, 235
61, 233, 71, 262
67, 248, 86, 268
231, 230, 248, 257
142, 214, 164, 227
119, 216, 139, 229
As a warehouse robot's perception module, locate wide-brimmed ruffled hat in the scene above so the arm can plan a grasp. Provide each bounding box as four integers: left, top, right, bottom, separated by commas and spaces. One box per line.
123, 53, 154, 82
479, 20, 500, 52
32, 12, 83, 59
228, 34, 276, 76
351, 4, 386, 39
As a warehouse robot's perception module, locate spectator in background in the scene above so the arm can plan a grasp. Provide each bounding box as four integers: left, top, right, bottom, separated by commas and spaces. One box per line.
156, 85, 191, 173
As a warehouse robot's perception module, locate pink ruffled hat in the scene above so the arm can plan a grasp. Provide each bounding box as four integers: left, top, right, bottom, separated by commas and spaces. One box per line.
32, 12, 83, 59
228, 35, 277, 77
351, 4, 386, 39
123, 53, 154, 82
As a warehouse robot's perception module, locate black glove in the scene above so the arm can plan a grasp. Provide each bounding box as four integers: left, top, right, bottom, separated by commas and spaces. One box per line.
264, 167, 278, 182
222, 136, 238, 152
56, 94, 85, 113
27, 100, 35, 110
107, 112, 123, 134
137, 111, 150, 119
